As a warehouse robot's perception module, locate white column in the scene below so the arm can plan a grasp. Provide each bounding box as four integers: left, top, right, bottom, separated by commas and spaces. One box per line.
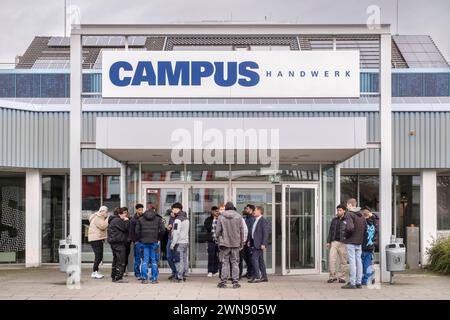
25, 169, 41, 267
120, 162, 127, 207
70, 33, 82, 271
379, 33, 393, 282
420, 170, 437, 266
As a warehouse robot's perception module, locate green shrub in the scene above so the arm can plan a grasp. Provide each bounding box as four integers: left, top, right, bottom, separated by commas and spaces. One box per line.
426, 236, 450, 275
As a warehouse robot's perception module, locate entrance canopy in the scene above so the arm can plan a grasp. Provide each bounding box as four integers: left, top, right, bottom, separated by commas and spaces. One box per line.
96, 117, 367, 163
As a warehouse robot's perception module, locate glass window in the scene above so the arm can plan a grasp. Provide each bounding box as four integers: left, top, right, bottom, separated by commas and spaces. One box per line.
231, 164, 319, 182
359, 175, 379, 211
186, 164, 229, 182
393, 175, 421, 243
127, 164, 140, 211
81, 175, 120, 263
141, 164, 184, 182
0, 173, 26, 264
42, 176, 67, 263
437, 176, 450, 230
340, 175, 358, 204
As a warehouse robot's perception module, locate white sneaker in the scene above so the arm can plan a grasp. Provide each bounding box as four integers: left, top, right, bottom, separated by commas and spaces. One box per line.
91, 271, 97, 279
94, 272, 104, 279
207, 273, 213, 278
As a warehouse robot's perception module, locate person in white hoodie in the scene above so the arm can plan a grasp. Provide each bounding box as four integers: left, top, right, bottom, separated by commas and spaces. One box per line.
169, 202, 189, 282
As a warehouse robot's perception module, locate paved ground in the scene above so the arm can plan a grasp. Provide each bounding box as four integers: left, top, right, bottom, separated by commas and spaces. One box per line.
0, 267, 449, 300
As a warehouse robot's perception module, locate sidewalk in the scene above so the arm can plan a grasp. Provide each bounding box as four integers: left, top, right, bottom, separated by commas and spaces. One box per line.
0, 267, 449, 300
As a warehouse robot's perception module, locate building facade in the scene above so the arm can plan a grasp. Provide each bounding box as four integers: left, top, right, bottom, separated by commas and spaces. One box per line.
1, 24, 450, 280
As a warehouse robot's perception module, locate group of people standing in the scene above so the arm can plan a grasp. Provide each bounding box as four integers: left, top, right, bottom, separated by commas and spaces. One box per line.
86, 200, 270, 288
87, 202, 189, 284
326, 198, 379, 289
204, 202, 270, 288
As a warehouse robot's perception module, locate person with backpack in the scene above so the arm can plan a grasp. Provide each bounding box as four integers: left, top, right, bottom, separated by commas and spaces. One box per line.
361, 207, 379, 286
135, 205, 165, 284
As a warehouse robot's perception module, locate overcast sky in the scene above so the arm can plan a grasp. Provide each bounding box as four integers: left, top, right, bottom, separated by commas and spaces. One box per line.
0, 0, 449, 63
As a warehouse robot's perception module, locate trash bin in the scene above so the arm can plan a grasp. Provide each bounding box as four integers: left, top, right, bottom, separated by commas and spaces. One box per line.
386, 243, 406, 272
58, 241, 78, 273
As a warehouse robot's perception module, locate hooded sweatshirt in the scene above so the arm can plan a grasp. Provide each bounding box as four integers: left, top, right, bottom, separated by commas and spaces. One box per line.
107, 215, 129, 244
344, 207, 367, 245
215, 209, 245, 248
170, 211, 189, 249
362, 213, 380, 252
135, 209, 165, 244
88, 211, 108, 242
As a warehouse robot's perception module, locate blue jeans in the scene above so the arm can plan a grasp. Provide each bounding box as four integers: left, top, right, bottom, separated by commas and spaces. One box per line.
346, 244, 363, 286
141, 243, 160, 281
133, 241, 143, 277
166, 239, 177, 276
361, 251, 374, 285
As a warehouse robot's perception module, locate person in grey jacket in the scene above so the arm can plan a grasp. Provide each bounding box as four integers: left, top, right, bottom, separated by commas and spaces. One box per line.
169, 202, 189, 282
215, 202, 245, 289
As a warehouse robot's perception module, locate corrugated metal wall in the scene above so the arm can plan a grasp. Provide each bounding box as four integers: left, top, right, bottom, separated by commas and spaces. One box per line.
1, 107, 450, 170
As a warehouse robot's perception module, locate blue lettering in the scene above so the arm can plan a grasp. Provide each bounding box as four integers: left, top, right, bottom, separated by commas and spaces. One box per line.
214, 62, 237, 87
191, 61, 214, 86
238, 61, 259, 87
131, 61, 156, 86
157, 61, 189, 85
109, 61, 133, 87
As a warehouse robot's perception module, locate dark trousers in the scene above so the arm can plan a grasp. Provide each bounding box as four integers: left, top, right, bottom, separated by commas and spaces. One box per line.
251, 248, 267, 280
110, 242, 126, 280
207, 241, 220, 274
240, 246, 254, 277
124, 241, 131, 271
90, 240, 103, 272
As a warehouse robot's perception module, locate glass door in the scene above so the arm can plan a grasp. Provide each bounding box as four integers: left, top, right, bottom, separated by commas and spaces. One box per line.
282, 184, 319, 275
188, 185, 227, 272
141, 184, 184, 270
233, 185, 275, 273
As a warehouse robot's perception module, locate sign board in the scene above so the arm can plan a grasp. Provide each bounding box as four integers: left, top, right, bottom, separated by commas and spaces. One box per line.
102, 50, 360, 98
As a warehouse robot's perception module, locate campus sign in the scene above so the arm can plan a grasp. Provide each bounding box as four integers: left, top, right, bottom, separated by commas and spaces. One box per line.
102, 51, 360, 98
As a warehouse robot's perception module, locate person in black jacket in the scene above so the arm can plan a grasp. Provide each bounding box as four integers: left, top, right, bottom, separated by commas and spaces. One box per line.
107, 207, 130, 283
361, 207, 379, 285
326, 204, 349, 283
135, 207, 165, 284
129, 203, 144, 279
342, 198, 367, 289
248, 206, 270, 283
204, 206, 220, 277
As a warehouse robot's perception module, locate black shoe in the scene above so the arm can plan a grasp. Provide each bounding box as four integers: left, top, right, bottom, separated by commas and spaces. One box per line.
356, 284, 362, 289
371, 278, 376, 285
183, 277, 187, 282
259, 278, 268, 282
151, 280, 159, 284
217, 282, 227, 288
339, 279, 346, 284
248, 278, 259, 283
327, 278, 337, 283
341, 283, 356, 289
141, 279, 148, 284
232, 282, 241, 289
116, 278, 129, 283
168, 274, 176, 280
